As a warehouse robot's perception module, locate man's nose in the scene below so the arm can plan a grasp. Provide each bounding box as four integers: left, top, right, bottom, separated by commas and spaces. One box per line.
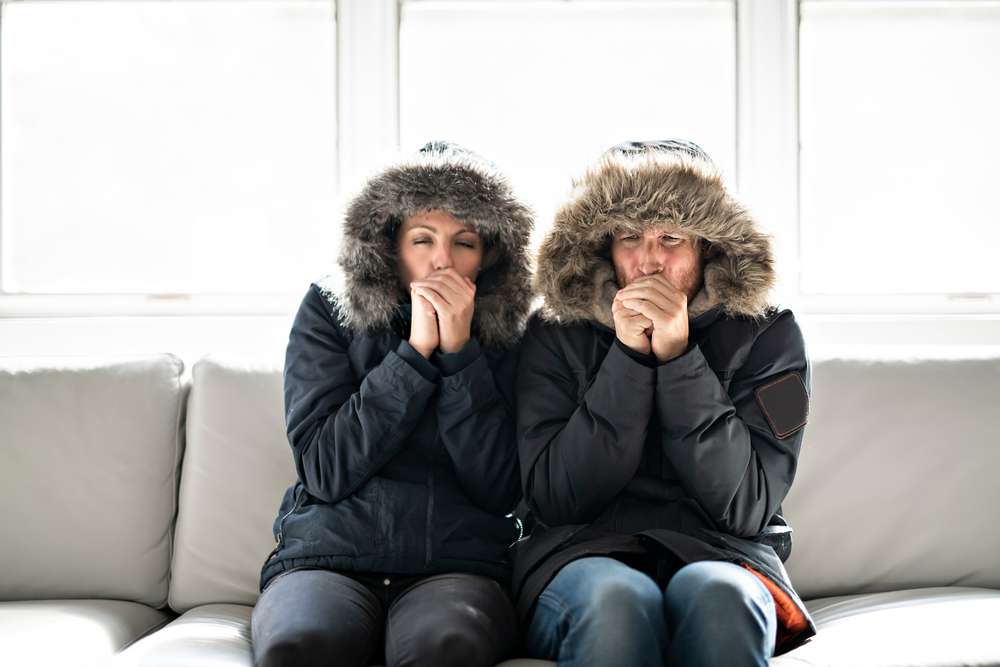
637, 243, 663, 275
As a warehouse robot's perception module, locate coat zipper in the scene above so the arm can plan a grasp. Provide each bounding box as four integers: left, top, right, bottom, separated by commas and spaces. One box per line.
425, 467, 435, 565
275, 485, 305, 546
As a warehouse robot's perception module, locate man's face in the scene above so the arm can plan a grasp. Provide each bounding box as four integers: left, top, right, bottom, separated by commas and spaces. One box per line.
610, 223, 703, 301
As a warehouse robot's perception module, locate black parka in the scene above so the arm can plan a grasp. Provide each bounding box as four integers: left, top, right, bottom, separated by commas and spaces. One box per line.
512, 140, 818, 656
259, 141, 534, 592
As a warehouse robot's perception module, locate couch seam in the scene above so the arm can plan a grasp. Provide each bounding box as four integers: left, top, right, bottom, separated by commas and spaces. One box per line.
163, 354, 187, 611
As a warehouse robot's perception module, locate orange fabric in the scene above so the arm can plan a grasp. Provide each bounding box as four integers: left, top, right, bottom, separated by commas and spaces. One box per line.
738, 562, 809, 650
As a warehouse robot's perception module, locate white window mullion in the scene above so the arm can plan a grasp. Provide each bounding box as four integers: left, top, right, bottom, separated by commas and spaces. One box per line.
336, 0, 400, 195
735, 0, 800, 310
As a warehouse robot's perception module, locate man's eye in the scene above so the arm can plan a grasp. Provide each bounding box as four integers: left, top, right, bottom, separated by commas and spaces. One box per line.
662, 236, 681, 244
621, 235, 639, 242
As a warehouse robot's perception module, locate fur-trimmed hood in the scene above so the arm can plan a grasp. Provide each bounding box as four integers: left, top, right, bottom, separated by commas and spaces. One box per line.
316, 140, 535, 348
534, 139, 776, 329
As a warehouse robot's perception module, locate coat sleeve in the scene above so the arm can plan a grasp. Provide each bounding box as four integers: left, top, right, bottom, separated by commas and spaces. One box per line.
283, 284, 438, 504
517, 318, 656, 526
655, 309, 810, 537
433, 337, 522, 516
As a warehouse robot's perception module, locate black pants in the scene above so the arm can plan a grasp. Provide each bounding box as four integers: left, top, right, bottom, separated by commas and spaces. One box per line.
250, 567, 517, 667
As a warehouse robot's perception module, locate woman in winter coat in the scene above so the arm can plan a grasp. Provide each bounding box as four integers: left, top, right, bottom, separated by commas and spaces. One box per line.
251, 140, 534, 667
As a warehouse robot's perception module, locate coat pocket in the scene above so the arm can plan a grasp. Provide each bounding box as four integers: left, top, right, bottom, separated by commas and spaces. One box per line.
509, 523, 588, 594
750, 523, 793, 562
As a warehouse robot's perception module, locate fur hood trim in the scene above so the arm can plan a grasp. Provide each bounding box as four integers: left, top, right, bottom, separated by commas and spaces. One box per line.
316, 141, 535, 348
534, 141, 776, 328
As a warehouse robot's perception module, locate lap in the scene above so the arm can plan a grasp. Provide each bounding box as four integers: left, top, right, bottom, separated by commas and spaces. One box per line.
252, 567, 382, 632
531, 557, 774, 631
385, 573, 517, 667
251, 568, 382, 666
665, 560, 774, 608
251, 569, 516, 667
536, 556, 661, 611
387, 572, 516, 637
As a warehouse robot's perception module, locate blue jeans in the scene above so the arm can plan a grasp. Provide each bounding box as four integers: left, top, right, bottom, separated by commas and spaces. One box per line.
524, 556, 777, 667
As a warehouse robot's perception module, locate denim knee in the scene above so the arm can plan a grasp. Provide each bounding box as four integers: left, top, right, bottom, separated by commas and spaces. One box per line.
561, 559, 664, 643
666, 560, 773, 616
663, 559, 777, 662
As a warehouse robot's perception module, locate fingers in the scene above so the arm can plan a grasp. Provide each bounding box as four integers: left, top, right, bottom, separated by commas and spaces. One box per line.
620, 297, 667, 322
612, 300, 651, 324
617, 281, 681, 310
614, 287, 667, 319
413, 269, 476, 307
412, 278, 457, 306
633, 271, 680, 294
628, 314, 653, 330
612, 298, 640, 318
428, 268, 476, 295
434, 267, 476, 294
412, 286, 448, 313
410, 290, 437, 316
612, 299, 653, 338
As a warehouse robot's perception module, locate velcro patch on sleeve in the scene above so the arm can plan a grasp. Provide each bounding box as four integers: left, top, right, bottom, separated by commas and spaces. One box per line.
754, 372, 809, 440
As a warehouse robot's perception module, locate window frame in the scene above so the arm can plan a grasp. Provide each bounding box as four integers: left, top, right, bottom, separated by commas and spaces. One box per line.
1, 0, 997, 344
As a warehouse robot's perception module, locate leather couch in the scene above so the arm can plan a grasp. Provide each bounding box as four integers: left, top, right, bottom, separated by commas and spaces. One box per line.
2, 352, 998, 666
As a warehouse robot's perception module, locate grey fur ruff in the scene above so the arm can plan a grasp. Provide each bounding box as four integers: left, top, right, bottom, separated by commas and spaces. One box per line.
316, 143, 535, 348
535, 146, 777, 329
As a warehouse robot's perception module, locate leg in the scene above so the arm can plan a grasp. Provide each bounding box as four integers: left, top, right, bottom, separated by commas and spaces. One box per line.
383, 572, 517, 667
251, 568, 383, 667
663, 560, 777, 667
523, 556, 666, 667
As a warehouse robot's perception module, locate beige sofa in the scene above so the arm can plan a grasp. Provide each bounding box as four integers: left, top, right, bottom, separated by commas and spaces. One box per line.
1, 351, 998, 667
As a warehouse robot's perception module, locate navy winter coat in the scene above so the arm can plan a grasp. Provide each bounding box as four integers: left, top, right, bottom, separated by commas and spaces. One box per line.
259, 141, 534, 592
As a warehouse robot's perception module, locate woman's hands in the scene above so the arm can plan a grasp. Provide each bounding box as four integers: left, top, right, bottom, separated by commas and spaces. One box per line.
408, 286, 440, 359
613, 273, 689, 363
409, 268, 476, 356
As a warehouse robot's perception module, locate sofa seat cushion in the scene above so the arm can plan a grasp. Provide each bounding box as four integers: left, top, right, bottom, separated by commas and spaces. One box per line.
113, 603, 253, 666
117, 604, 554, 667
113, 588, 1000, 666
0, 599, 172, 667
772, 586, 1000, 665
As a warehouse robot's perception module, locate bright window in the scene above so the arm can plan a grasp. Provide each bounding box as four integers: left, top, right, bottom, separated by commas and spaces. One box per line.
799, 1, 1000, 296
1, 0, 338, 295
400, 0, 736, 247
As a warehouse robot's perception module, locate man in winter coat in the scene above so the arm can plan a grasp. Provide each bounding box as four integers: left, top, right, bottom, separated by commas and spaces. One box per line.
513, 139, 817, 666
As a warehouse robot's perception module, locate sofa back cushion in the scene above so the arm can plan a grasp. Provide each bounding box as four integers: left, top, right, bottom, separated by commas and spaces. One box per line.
0, 354, 185, 608
167, 355, 294, 613
784, 357, 1000, 599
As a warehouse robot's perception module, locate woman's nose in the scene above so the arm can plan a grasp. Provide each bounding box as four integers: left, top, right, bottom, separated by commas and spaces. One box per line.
432, 247, 454, 271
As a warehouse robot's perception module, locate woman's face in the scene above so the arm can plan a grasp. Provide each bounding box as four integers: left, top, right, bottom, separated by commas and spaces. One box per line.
397, 209, 483, 288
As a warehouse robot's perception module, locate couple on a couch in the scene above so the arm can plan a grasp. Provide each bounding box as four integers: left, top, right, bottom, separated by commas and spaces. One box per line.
250, 139, 816, 667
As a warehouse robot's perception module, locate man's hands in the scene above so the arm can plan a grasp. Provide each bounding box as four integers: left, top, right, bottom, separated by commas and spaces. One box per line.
613, 273, 689, 363
409, 268, 476, 356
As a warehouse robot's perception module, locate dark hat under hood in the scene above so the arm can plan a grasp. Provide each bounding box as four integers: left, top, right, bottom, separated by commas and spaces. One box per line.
534, 139, 777, 329
316, 141, 535, 348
